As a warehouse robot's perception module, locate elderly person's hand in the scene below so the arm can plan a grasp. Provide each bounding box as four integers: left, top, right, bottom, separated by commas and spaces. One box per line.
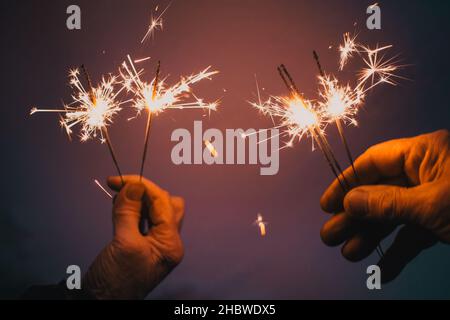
83, 176, 185, 299
320, 130, 450, 283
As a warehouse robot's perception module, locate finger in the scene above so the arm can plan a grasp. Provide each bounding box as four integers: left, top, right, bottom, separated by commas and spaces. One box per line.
343, 184, 432, 224
379, 225, 437, 284
320, 213, 358, 247
341, 224, 396, 262
108, 176, 125, 192
171, 196, 185, 232
320, 176, 410, 216
109, 175, 179, 230
112, 182, 146, 238
108, 176, 168, 200
321, 137, 413, 213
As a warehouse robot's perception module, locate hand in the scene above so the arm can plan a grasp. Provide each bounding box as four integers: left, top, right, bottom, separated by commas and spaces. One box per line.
82, 176, 185, 299
320, 130, 450, 283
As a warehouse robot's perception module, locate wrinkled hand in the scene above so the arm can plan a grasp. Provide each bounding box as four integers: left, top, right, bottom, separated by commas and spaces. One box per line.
83, 176, 185, 299
320, 130, 450, 283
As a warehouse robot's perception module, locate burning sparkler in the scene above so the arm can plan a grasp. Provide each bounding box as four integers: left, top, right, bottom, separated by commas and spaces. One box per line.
322, 34, 403, 184
249, 64, 350, 190
120, 55, 219, 179
314, 50, 363, 183
318, 74, 364, 126
31, 66, 127, 184
254, 214, 268, 237
250, 28, 403, 258
316, 36, 402, 258
141, 3, 171, 43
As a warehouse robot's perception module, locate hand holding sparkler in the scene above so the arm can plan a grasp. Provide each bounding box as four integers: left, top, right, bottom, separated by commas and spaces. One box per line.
83, 176, 185, 299
250, 29, 404, 259
320, 130, 450, 283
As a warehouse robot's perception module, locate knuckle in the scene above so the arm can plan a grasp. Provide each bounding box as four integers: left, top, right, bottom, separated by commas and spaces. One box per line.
162, 235, 184, 267
112, 237, 144, 259
389, 188, 402, 218
161, 190, 170, 199
178, 197, 185, 211
373, 189, 398, 219
435, 129, 449, 140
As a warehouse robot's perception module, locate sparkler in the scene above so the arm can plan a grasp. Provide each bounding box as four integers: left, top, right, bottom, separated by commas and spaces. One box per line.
139, 61, 161, 181
314, 51, 384, 257
251, 32, 402, 257
317, 35, 403, 259
314, 51, 362, 182
248, 65, 349, 191
31, 66, 126, 185
120, 55, 219, 178
280, 64, 350, 190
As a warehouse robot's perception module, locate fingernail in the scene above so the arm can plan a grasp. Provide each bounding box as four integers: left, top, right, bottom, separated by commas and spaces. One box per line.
126, 183, 145, 202
346, 189, 368, 216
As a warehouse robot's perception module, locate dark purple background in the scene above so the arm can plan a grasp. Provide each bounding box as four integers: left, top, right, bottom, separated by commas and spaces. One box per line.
1, 0, 450, 299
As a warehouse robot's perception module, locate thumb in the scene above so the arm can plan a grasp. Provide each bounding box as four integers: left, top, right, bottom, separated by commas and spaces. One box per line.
344, 185, 427, 224
113, 182, 146, 237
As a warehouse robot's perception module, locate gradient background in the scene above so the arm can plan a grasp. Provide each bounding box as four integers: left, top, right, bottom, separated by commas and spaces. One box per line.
1, 0, 450, 299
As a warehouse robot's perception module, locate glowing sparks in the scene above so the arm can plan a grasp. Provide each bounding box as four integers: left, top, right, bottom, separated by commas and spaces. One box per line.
338, 32, 402, 90
94, 179, 113, 199
318, 75, 364, 125
134, 56, 152, 64
31, 69, 126, 142
254, 214, 268, 237
357, 44, 402, 90
339, 32, 358, 70
204, 140, 218, 158
121, 55, 219, 117
141, 3, 171, 43
250, 93, 322, 149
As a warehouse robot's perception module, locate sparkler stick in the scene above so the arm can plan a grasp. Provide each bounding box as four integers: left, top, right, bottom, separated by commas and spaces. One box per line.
81, 65, 124, 185
311, 127, 347, 191
139, 61, 161, 181
313, 51, 384, 258
313, 51, 360, 183
277, 65, 343, 188
277, 64, 350, 190
335, 119, 360, 182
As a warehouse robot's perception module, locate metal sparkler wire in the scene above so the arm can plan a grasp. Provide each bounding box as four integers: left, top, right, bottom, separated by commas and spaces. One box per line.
312, 51, 384, 258
80, 65, 125, 186
139, 61, 161, 182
